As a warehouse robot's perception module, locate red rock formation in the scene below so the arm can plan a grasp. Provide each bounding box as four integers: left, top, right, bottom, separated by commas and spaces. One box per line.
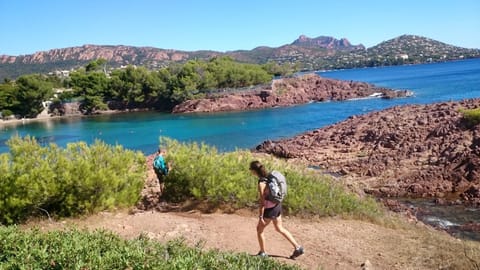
255, 99, 480, 206
172, 74, 411, 113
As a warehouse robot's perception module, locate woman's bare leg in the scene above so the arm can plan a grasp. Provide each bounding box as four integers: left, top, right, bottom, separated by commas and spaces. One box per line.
256, 218, 271, 252
272, 215, 300, 248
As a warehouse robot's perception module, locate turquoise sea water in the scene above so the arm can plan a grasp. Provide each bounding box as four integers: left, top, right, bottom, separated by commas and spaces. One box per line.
2, 58, 479, 155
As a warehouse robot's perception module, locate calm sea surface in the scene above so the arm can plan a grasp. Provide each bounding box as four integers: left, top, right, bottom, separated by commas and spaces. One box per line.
2, 58, 479, 154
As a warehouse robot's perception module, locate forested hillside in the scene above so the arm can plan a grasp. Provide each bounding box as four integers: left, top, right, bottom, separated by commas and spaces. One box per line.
0, 57, 291, 118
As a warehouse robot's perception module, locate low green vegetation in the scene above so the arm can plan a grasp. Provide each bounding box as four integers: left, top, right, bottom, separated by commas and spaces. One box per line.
161, 137, 382, 220
0, 136, 145, 225
460, 107, 480, 126
1, 135, 382, 225
0, 226, 300, 270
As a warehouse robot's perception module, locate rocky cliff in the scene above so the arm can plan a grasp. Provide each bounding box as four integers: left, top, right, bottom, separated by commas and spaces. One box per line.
172, 74, 411, 113
255, 99, 480, 205
292, 35, 365, 51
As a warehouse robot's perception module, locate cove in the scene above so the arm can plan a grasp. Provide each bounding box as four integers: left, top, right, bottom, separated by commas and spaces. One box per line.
0, 96, 422, 154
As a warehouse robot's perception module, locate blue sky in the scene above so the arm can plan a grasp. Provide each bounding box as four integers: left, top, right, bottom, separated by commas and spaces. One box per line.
0, 0, 479, 55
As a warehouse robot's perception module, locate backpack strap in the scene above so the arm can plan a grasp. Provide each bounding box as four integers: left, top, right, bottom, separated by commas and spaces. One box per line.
266, 173, 277, 183
258, 177, 268, 184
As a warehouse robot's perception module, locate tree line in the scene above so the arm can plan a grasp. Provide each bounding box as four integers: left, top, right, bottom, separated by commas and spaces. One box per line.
0, 57, 294, 118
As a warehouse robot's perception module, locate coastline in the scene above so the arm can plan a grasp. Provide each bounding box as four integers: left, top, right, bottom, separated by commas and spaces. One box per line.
255, 98, 480, 207
2, 74, 413, 127
1, 115, 67, 127
0, 113, 88, 128
0, 108, 150, 128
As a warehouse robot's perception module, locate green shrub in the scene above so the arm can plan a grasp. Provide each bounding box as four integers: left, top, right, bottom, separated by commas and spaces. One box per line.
0, 226, 301, 269
161, 137, 256, 207
1, 109, 13, 119
0, 135, 146, 224
460, 107, 480, 126
160, 137, 382, 220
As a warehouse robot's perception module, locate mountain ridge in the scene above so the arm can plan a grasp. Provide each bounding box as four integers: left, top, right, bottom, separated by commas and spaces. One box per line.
1, 34, 479, 80
291, 35, 365, 51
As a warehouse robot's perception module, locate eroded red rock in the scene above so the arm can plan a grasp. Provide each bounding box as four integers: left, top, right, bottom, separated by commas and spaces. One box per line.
172, 74, 411, 113
255, 99, 480, 206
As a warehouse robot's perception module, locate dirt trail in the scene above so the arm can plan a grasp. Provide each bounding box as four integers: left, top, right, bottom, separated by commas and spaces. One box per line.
27, 208, 479, 270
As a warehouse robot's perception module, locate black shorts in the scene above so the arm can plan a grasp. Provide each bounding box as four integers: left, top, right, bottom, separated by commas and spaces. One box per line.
264, 203, 282, 219
154, 168, 166, 182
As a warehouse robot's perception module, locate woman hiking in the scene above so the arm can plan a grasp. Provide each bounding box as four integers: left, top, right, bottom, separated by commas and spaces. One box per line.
249, 160, 304, 259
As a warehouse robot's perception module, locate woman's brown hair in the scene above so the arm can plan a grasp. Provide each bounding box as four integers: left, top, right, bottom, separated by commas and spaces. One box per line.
249, 160, 268, 178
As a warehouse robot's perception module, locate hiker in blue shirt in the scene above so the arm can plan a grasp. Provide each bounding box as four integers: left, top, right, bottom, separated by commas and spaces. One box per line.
153, 148, 171, 192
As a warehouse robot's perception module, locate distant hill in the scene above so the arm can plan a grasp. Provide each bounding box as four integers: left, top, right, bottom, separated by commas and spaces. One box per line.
226, 35, 366, 65
0, 45, 221, 79
1, 34, 479, 80
365, 34, 479, 64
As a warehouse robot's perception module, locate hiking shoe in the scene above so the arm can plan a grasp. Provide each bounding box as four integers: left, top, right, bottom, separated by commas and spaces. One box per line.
257, 251, 268, 258
290, 246, 304, 259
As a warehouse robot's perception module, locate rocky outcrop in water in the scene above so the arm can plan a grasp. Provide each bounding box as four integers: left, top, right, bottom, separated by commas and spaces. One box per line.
255, 99, 480, 206
172, 74, 412, 113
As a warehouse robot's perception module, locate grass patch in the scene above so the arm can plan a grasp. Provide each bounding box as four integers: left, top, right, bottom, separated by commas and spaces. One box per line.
409, 227, 480, 269
0, 226, 301, 270
460, 107, 480, 126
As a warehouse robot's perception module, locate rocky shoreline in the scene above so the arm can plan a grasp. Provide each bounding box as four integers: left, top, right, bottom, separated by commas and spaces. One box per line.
254, 98, 480, 206
1, 74, 410, 125
172, 74, 412, 113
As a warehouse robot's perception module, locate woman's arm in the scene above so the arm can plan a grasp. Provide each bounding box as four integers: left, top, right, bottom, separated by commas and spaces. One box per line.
258, 182, 266, 218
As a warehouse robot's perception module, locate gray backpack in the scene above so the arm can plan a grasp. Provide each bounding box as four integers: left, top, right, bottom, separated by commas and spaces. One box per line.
266, 170, 287, 203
